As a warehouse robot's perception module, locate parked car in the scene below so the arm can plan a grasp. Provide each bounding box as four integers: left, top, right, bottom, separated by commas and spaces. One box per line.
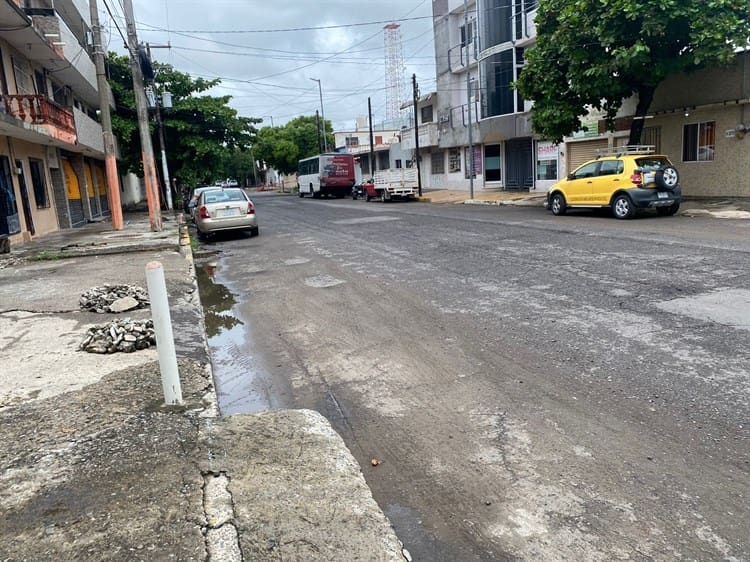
351, 179, 373, 200
194, 188, 258, 237
186, 186, 215, 219
546, 146, 681, 219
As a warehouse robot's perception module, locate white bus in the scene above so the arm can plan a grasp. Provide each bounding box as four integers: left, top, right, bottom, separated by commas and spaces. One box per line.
298, 153, 356, 199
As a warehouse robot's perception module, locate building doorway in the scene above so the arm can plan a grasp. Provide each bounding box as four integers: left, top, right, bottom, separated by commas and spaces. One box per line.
505, 137, 533, 191
15, 160, 34, 235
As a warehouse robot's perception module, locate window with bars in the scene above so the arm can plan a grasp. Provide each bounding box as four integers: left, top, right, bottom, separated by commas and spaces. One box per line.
448, 148, 461, 173
431, 151, 445, 175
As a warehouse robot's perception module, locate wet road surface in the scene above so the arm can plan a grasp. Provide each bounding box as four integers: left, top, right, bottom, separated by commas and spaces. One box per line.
195, 193, 750, 561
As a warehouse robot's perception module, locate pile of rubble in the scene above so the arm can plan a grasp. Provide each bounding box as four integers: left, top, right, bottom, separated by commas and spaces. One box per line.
80, 284, 149, 313
0, 255, 25, 270
79, 319, 156, 354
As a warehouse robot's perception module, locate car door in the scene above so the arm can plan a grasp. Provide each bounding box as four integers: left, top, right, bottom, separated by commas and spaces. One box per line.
564, 161, 599, 204
590, 159, 625, 205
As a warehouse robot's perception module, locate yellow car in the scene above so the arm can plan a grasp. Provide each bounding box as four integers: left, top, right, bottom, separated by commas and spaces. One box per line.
547, 147, 681, 219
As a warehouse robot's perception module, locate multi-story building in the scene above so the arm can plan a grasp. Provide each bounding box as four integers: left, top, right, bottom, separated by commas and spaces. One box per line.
423, 0, 557, 193
0, 0, 112, 250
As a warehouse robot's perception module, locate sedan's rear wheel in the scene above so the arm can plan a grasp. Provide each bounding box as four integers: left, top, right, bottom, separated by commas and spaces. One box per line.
612, 194, 636, 219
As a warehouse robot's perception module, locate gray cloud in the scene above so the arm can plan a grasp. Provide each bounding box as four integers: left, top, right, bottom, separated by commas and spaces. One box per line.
108, 0, 436, 131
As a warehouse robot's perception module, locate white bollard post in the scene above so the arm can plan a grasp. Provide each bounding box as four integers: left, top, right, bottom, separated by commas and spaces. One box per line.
145, 261, 183, 404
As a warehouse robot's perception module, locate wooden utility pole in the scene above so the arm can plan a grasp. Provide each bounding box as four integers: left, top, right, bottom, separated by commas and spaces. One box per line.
89, 0, 123, 230
123, 0, 162, 231
412, 73, 422, 197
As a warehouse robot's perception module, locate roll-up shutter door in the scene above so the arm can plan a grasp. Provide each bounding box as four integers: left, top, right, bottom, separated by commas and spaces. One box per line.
62, 159, 85, 227
567, 139, 608, 173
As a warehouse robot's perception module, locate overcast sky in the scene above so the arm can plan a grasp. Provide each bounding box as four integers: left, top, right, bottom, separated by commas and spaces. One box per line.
105, 0, 436, 131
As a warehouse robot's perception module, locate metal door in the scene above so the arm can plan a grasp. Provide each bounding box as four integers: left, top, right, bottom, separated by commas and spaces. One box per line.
506, 137, 533, 190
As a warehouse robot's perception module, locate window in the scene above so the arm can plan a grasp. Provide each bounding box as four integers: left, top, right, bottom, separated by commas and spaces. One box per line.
572, 162, 599, 179
536, 141, 558, 181
29, 159, 49, 208
345, 137, 359, 148
420, 105, 433, 124
431, 151, 445, 175
460, 20, 474, 47
598, 160, 623, 176
375, 135, 383, 145
395, 159, 402, 169
640, 126, 661, 153
484, 144, 502, 181
448, 148, 461, 173
683, 121, 715, 162
480, 0, 512, 51
480, 50, 515, 117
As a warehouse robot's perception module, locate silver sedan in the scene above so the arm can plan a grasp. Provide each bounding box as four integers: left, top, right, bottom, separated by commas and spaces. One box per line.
194, 188, 259, 237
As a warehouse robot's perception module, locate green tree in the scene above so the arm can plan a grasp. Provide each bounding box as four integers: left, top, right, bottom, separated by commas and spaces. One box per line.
516, 0, 750, 144
253, 115, 333, 175
107, 54, 258, 191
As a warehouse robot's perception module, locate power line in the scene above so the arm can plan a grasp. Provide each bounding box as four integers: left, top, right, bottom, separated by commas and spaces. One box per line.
134, 15, 436, 34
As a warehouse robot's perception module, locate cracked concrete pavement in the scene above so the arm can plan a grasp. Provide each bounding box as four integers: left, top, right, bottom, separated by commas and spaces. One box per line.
0, 212, 404, 561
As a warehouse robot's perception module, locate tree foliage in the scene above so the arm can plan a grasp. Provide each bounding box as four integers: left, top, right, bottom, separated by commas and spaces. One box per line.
516, 0, 750, 143
253, 115, 333, 175
107, 53, 258, 189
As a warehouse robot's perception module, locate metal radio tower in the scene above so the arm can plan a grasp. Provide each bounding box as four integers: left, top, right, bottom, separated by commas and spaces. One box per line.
384, 23, 407, 121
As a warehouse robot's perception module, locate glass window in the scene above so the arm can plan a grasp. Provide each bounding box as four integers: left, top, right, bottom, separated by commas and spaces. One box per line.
29, 159, 49, 208
683, 122, 715, 162
480, 50, 515, 118
484, 144, 502, 182
421, 105, 433, 123
345, 137, 359, 147
572, 162, 599, 179
480, 0, 512, 51
448, 148, 461, 173
395, 159, 402, 169
598, 160, 623, 176
431, 151, 445, 175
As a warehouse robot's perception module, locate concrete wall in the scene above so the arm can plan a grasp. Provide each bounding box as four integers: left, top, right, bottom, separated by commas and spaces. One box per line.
121, 172, 145, 208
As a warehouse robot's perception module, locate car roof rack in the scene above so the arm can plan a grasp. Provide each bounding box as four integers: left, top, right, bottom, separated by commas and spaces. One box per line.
595, 145, 656, 158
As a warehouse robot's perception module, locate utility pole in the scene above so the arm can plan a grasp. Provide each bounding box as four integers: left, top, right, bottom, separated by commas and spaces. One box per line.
315, 110, 322, 153
311, 78, 328, 152
368, 97, 375, 178
89, 0, 123, 230
465, 0, 474, 199
147, 43, 173, 211
123, 0, 162, 231
412, 73, 422, 197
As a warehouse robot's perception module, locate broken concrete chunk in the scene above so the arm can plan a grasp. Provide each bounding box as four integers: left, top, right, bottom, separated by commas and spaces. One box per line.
109, 296, 140, 313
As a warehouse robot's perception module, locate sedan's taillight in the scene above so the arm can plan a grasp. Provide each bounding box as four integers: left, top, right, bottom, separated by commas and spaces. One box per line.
199, 206, 210, 218
247, 201, 255, 214
630, 172, 642, 185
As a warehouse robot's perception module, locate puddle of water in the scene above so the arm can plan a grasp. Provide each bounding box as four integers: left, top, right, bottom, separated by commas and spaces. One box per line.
195, 262, 274, 415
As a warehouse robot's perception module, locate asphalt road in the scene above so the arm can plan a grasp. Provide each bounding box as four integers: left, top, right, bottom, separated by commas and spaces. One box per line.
195, 192, 750, 561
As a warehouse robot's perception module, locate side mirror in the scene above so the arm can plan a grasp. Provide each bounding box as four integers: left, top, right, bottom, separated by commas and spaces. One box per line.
567, 173, 575, 181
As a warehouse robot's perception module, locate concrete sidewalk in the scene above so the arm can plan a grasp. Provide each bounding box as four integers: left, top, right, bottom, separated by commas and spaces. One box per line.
0, 212, 405, 561
413, 189, 750, 218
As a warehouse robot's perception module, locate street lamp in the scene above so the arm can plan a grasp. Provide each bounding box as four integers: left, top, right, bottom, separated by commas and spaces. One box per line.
310, 78, 328, 152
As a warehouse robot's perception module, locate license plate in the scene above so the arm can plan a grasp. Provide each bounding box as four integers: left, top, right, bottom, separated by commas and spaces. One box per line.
657, 192, 668, 199
217, 208, 239, 217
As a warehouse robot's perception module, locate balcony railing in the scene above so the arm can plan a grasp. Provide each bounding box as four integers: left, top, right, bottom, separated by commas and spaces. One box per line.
3, 95, 76, 138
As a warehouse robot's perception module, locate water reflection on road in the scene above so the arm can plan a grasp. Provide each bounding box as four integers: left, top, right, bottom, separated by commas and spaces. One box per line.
195, 259, 273, 415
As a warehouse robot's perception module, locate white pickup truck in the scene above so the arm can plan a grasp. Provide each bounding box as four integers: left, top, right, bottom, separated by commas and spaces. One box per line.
361, 168, 419, 202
